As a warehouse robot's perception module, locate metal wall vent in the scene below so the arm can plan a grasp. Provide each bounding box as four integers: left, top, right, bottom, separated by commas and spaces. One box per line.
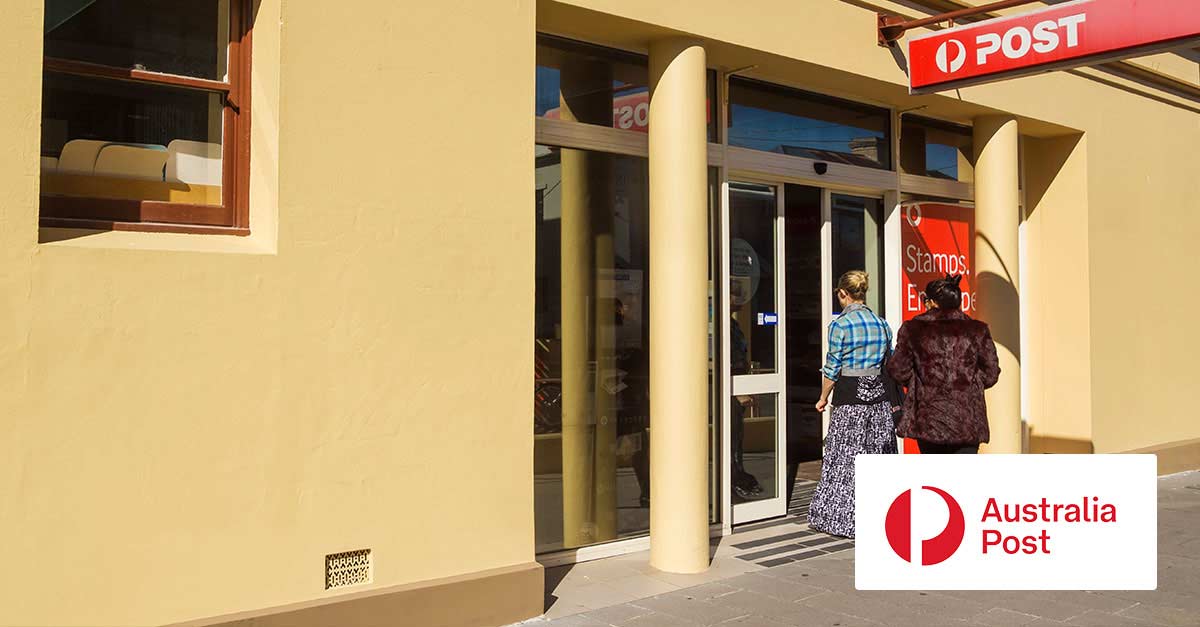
325, 549, 372, 590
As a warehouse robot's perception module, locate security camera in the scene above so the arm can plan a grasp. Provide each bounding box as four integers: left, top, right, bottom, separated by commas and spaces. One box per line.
814, 162, 828, 175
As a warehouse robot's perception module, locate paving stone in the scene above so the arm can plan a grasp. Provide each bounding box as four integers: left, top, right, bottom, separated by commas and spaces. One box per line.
800, 590, 945, 625
630, 594, 750, 626
597, 573, 680, 603
713, 615, 794, 627
1064, 609, 1163, 626
542, 599, 594, 621
720, 572, 827, 601
855, 590, 989, 622
802, 555, 856, 574
760, 549, 832, 567
772, 567, 855, 593
670, 581, 742, 602
1036, 592, 1137, 614
966, 607, 1046, 626
741, 538, 843, 562
618, 611, 702, 627
941, 590, 1094, 622
750, 604, 884, 627
578, 603, 654, 626
1091, 589, 1200, 613
645, 566, 759, 590
559, 581, 644, 612
530, 472, 1200, 627
530, 614, 611, 627
706, 589, 810, 624
1116, 602, 1200, 627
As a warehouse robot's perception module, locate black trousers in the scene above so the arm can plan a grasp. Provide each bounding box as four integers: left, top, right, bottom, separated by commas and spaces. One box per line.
917, 440, 979, 454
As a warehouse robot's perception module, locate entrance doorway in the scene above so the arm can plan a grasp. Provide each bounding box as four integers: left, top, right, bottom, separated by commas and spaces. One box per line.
725, 181, 884, 526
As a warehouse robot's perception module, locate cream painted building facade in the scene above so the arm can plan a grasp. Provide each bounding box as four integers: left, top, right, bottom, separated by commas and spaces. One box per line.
1, 1, 1197, 626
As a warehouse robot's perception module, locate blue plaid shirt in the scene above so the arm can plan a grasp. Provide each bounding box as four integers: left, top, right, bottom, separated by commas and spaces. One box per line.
822, 303, 893, 381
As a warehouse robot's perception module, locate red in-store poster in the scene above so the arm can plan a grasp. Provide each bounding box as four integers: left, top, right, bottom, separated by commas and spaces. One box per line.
901, 202, 975, 322
899, 202, 975, 454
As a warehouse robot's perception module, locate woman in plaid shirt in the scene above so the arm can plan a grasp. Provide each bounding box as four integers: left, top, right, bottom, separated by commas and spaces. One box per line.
808, 270, 898, 538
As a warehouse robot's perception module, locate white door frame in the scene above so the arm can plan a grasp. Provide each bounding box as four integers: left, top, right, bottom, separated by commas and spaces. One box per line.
721, 179, 893, 526
723, 181, 789, 525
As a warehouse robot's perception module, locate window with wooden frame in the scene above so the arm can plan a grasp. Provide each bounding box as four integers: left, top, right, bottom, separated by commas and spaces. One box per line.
40, 0, 252, 235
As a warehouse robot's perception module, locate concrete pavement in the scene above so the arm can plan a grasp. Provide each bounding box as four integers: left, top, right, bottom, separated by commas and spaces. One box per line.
520, 471, 1200, 627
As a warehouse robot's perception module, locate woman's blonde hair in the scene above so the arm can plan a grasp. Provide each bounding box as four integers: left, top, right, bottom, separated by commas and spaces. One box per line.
837, 270, 869, 301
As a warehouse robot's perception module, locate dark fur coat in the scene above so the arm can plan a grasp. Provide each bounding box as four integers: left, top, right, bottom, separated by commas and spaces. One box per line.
887, 307, 1001, 445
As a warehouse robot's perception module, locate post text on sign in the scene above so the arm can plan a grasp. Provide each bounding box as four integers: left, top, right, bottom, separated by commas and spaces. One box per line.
980, 496, 1117, 555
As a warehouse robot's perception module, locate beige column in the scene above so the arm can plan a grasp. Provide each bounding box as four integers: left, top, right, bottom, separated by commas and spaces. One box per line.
648, 38, 709, 573
559, 63, 617, 547
973, 116, 1022, 454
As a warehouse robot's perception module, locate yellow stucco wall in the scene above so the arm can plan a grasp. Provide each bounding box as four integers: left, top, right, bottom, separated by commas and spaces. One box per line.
1023, 134, 1093, 453
1, 1, 535, 625
2, 0, 1197, 624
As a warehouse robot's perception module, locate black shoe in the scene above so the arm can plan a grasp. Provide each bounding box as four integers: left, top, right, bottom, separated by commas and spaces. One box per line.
737, 472, 763, 495
734, 484, 756, 500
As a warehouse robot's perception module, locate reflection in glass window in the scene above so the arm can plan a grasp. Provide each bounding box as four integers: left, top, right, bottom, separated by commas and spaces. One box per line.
832, 195, 885, 315
536, 35, 717, 141
728, 183, 778, 375
40, 0, 240, 222
535, 145, 653, 552
783, 185, 824, 466
728, 77, 892, 170
42, 73, 224, 205
730, 393, 778, 503
534, 146, 719, 551
45, 0, 230, 80
901, 116, 974, 182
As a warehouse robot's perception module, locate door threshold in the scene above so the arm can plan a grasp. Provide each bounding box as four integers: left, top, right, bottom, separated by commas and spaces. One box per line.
537, 523, 726, 568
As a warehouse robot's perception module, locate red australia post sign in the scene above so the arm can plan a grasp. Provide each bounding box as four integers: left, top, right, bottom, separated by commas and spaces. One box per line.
856, 455, 1157, 590
909, 0, 1200, 93
900, 202, 975, 322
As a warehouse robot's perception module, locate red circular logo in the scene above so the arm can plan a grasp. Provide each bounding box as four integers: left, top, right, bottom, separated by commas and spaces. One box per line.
885, 486, 966, 565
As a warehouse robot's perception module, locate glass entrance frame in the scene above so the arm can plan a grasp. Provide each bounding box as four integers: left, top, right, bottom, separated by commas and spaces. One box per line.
718, 177, 893, 527
532, 35, 980, 561
724, 182, 788, 524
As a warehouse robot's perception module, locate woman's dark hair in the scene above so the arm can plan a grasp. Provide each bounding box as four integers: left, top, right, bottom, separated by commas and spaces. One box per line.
925, 274, 963, 310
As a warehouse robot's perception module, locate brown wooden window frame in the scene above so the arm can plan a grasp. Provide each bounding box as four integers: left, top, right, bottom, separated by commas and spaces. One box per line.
40, 0, 254, 236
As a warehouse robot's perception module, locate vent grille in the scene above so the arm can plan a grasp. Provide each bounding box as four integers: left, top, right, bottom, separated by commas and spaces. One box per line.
325, 549, 372, 590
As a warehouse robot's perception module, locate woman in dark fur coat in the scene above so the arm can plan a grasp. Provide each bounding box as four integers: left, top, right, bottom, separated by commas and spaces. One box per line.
887, 274, 1001, 454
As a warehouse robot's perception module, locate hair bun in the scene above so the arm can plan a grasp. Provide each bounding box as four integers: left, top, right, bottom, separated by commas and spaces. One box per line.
836, 270, 870, 301
945, 273, 963, 286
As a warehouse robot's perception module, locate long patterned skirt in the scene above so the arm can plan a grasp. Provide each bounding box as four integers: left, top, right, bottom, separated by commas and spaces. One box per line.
808, 388, 897, 538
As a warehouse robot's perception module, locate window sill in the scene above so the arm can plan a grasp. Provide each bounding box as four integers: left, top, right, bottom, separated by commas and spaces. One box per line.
40, 217, 249, 236
39, 219, 274, 256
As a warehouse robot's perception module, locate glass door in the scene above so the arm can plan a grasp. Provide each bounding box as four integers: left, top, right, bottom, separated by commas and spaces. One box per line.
831, 194, 885, 315
820, 192, 887, 439
726, 182, 788, 524
784, 185, 825, 486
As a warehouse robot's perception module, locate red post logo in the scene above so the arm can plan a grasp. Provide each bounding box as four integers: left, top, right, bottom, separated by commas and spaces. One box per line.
885, 486, 966, 565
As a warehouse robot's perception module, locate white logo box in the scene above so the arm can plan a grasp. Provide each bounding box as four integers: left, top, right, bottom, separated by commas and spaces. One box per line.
855, 454, 1157, 590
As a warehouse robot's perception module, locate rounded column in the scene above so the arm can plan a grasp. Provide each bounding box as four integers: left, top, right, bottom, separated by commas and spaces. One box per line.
973, 115, 1022, 454
648, 38, 709, 573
